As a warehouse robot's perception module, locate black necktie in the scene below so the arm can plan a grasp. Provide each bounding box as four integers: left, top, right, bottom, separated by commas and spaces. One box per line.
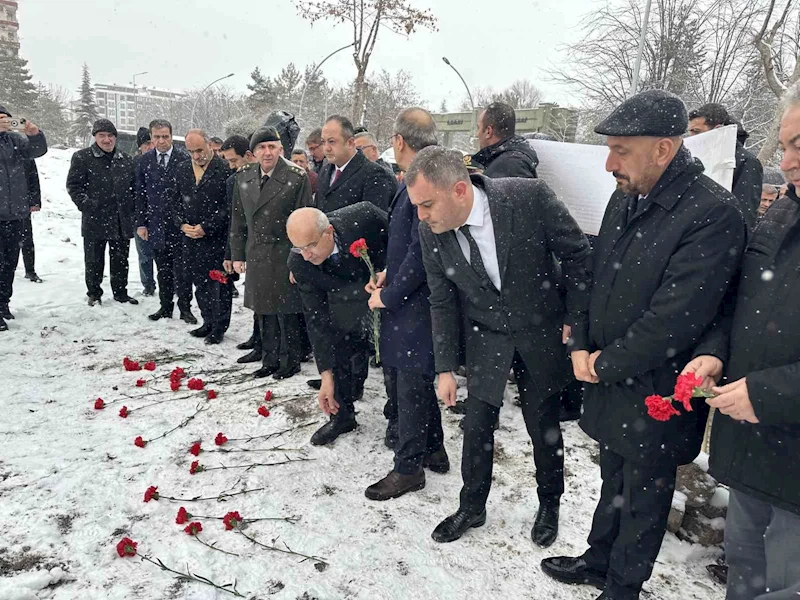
460, 225, 492, 287
260, 174, 270, 189
158, 153, 167, 169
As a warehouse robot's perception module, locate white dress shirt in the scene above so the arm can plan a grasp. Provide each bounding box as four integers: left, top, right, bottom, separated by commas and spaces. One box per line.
330, 154, 356, 185
157, 145, 174, 168
455, 185, 502, 291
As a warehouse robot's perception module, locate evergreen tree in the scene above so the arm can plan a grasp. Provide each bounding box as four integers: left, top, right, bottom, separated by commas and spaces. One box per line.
70, 63, 98, 146
274, 63, 303, 108
29, 84, 69, 145
0, 55, 38, 113
246, 67, 276, 113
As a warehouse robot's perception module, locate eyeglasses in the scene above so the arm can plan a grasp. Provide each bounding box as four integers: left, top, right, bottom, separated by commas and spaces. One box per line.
290, 230, 327, 254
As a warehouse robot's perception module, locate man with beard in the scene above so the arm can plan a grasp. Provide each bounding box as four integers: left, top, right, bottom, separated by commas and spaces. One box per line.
472, 102, 539, 178
173, 129, 233, 344
541, 90, 746, 600
67, 119, 138, 306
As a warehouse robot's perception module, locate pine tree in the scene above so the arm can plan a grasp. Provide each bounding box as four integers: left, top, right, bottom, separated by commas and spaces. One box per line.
246, 67, 276, 113
30, 84, 69, 145
0, 55, 38, 113
70, 63, 99, 146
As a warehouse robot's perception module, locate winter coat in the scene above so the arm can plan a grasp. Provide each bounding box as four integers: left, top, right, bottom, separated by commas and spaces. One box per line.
229, 157, 312, 315
471, 135, 539, 179
420, 175, 592, 407
289, 201, 388, 374
0, 131, 47, 221
380, 181, 434, 376
732, 142, 764, 230
315, 150, 397, 213
66, 144, 136, 241
703, 186, 800, 515
135, 147, 191, 250
580, 144, 747, 466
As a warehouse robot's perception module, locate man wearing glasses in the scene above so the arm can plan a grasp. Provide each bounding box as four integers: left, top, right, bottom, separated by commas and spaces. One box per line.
305, 128, 326, 174
354, 131, 393, 175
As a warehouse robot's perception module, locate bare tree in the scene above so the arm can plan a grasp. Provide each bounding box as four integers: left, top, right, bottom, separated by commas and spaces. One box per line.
362, 68, 420, 145
295, 0, 437, 123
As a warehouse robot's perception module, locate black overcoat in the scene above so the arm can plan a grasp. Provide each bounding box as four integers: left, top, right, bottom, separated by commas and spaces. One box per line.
315, 150, 396, 213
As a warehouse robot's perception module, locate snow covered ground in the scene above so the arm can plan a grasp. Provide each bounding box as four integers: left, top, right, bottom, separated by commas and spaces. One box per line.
0, 148, 725, 599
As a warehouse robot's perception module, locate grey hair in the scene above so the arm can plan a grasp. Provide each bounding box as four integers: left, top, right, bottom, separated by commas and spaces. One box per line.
185, 128, 210, 143
405, 146, 469, 189
314, 210, 330, 233
394, 107, 438, 152
354, 131, 378, 147
287, 207, 330, 234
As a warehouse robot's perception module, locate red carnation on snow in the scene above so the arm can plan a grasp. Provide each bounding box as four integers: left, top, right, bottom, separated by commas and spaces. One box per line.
170, 380, 181, 392
207, 390, 218, 400
264, 389, 273, 402
135, 379, 146, 387
222, 511, 242, 531
143, 486, 159, 502
257, 406, 270, 418
119, 406, 129, 419
184, 522, 203, 536
187, 378, 205, 391
170, 367, 186, 379
673, 372, 702, 412
134, 436, 147, 448
123, 357, 142, 372
94, 398, 105, 410
189, 460, 204, 475
189, 441, 202, 456
214, 432, 228, 446
645, 395, 681, 422
116, 537, 138, 557
349, 238, 368, 258
175, 507, 190, 525
143, 361, 156, 371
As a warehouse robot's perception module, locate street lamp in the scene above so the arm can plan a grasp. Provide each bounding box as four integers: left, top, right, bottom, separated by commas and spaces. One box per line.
131, 71, 148, 130
443, 57, 477, 148
297, 42, 355, 121
189, 73, 235, 128
629, 0, 653, 98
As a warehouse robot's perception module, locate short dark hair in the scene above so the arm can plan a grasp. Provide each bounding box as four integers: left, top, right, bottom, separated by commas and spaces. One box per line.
149, 119, 173, 134
687, 103, 734, 128
325, 115, 355, 140
306, 128, 323, 145
405, 146, 469, 190
481, 102, 516, 138
210, 136, 224, 145
353, 125, 368, 135
394, 107, 438, 152
220, 135, 250, 157
291, 148, 308, 159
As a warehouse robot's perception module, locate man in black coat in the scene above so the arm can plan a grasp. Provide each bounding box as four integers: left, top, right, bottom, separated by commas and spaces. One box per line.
363, 108, 449, 502
410, 146, 592, 547
287, 203, 388, 446
682, 91, 800, 600
472, 102, 539, 178
542, 90, 746, 600
173, 129, 233, 344
688, 103, 763, 229
315, 115, 396, 214
66, 119, 138, 306
20, 158, 43, 283
0, 106, 47, 329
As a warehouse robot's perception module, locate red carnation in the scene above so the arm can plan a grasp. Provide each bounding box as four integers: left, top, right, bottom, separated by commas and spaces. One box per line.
119, 406, 129, 419
94, 398, 105, 410
184, 521, 203, 536
257, 405, 270, 418
116, 537, 138, 557
143, 486, 159, 502
135, 379, 146, 387
214, 432, 228, 446
143, 361, 156, 371
673, 372, 702, 412
222, 511, 242, 531
172, 367, 186, 377
189, 441, 202, 456
123, 357, 142, 372
175, 507, 190, 525
134, 436, 146, 448
264, 389, 273, 402
349, 238, 368, 258
189, 460, 204, 475
187, 378, 205, 391
209, 269, 229, 284
207, 389, 218, 400
645, 395, 681, 422
170, 380, 181, 392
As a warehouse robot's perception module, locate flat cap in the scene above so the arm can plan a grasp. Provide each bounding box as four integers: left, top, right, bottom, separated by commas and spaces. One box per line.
92, 119, 118, 137
762, 167, 785, 187
249, 126, 281, 152
595, 89, 687, 137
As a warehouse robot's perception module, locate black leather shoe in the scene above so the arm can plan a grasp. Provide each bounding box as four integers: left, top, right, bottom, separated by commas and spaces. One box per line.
706, 564, 728, 585
204, 331, 223, 345
253, 365, 279, 378
273, 364, 301, 380
0, 304, 14, 319
114, 295, 139, 305
148, 307, 173, 321
540, 556, 606, 589
0, 317, 7, 332
431, 509, 487, 543
237, 349, 261, 364
423, 447, 450, 474
237, 338, 256, 351
307, 378, 322, 390
310, 415, 357, 446
142, 287, 155, 297
365, 470, 425, 501
25, 272, 43, 283
87, 296, 102, 307
532, 497, 560, 548
180, 310, 198, 324
190, 324, 211, 338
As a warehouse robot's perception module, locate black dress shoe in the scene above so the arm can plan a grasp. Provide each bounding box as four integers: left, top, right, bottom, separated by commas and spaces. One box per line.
114, 295, 139, 305
706, 564, 728, 585
0, 317, 7, 332
273, 363, 301, 380
253, 364, 279, 378
0, 304, 14, 319
87, 296, 102, 307
190, 324, 211, 338
307, 378, 322, 390
237, 349, 261, 364
423, 447, 450, 474
142, 287, 156, 297
365, 470, 425, 501
236, 338, 256, 351
25, 272, 43, 283
431, 509, 487, 543
310, 414, 357, 446
532, 497, 560, 548
148, 307, 173, 321
204, 331, 223, 345
180, 309, 198, 324
540, 556, 606, 589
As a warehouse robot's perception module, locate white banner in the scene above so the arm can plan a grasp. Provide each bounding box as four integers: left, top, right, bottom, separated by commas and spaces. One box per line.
529, 125, 739, 235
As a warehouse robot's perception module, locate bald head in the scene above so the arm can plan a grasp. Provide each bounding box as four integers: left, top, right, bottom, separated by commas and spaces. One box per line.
393, 107, 438, 171
287, 208, 335, 265
185, 129, 213, 167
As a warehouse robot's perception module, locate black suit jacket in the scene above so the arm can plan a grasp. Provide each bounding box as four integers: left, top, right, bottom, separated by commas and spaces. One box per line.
135, 147, 191, 249
289, 201, 388, 373
420, 175, 592, 406
315, 150, 396, 213
173, 154, 233, 250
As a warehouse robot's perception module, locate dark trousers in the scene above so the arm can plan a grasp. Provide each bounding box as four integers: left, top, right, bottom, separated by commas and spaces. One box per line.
153, 242, 191, 312
459, 352, 565, 513
352, 347, 369, 399
21, 216, 35, 274
330, 329, 371, 419
83, 238, 130, 299
134, 234, 155, 292
187, 250, 232, 334
298, 312, 312, 357
582, 446, 677, 599
251, 313, 262, 354
259, 313, 303, 370
383, 366, 444, 475
560, 378, 583, 416
0, 219, 23, 306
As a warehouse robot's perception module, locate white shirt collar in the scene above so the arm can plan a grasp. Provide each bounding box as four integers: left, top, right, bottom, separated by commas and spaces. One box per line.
461, 185, 487, 229
159, 146, 173, 159
260, 165, 276, 179
336, 153, 356, 174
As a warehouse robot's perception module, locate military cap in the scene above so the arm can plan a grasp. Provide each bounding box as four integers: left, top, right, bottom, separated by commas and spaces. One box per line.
595, 89, 688, 137
463, 153, 482, 172
762, 167, 785, 187
249, 126, 282, 152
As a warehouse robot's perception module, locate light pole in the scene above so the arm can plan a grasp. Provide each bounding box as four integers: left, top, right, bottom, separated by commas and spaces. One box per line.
297, 42, 355, 121
131, 71, 147, 130
189, 73, 235, 129
443, 57, 477, 148
629, 0, 653, 98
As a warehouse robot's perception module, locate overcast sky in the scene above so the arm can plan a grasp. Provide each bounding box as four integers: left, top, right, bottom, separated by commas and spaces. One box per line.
20, 0, 600, 110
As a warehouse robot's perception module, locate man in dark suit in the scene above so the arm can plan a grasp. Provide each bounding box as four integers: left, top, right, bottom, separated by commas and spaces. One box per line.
135, 119, 196, 324
315, 115, 396, 214
287, 203, 388, 446
364, 108, 448, 501
409, 146, 592, 547
541, 91, 746, 600
173, 129, 234, 344
472, 102, 539, 178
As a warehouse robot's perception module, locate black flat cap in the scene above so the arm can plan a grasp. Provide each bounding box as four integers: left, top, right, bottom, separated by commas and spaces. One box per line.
595, 89, 688, 137
136, 126, 151, 147
249, 126, 281, 152
92, 119, 118, 137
